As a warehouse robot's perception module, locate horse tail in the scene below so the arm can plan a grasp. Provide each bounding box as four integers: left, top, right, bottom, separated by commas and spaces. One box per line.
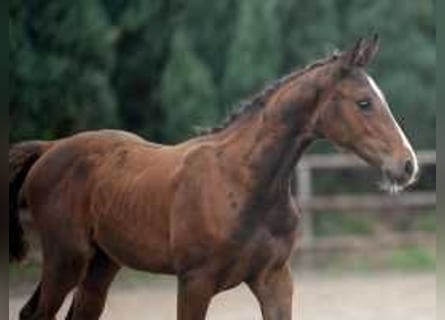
9, 140, 53, 262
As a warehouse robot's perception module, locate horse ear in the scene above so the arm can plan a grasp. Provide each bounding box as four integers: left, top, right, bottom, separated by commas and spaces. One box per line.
344, 34, 380, 67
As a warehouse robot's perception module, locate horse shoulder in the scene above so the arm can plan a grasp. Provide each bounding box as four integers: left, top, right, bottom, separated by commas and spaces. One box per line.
169, 145, 240, 272
171, 145, 232, 226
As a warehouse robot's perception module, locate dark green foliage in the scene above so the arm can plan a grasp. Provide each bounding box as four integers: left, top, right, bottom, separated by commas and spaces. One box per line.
160, 30, 218, 141
222, 0, 281, 108
10, 0, 118, 141
10, 0, 435, 150
109, 0, 181, 141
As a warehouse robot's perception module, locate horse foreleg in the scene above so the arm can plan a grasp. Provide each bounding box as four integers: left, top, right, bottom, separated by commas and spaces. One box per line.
177, 274, 215, 320
247, 263, 294, 320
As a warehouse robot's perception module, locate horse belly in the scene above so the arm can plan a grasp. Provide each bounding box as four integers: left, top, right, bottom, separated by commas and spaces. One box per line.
94, 205, 175, 274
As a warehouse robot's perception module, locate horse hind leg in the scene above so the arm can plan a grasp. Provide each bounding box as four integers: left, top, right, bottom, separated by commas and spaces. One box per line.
20, 231, 92, 320
65, 249, 120, 320
19, 284, 41, 319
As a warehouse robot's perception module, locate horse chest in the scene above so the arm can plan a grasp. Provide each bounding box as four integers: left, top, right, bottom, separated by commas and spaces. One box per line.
213, 201, 298, 287
214, 226, 297, 290
236, 197, 300, 248
246, 228, 296, 270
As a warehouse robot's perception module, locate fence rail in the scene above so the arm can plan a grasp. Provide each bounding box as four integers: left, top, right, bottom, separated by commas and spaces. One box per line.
304, 191, 435, 211
295, 150, 436, 248
298, 150, 436, 169
298, 232, 435, 253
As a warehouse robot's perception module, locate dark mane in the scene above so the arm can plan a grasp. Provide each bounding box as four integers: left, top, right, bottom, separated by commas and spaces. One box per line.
196, 51, 341, 136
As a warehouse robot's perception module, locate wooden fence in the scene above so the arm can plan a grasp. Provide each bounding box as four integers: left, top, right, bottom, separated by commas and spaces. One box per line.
295, 150, 436, 249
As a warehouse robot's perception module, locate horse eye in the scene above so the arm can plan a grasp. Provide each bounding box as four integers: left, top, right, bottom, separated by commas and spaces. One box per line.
357, 99, 372, 110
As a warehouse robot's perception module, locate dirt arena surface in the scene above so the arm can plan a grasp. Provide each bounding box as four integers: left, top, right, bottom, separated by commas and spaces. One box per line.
9, 271, 435, 320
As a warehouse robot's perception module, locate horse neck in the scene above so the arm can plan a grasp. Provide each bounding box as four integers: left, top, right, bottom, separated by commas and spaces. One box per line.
213, 65, 334, 199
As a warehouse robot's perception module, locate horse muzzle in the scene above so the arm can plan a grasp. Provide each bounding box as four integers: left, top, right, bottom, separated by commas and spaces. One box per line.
382, 153, 419, 190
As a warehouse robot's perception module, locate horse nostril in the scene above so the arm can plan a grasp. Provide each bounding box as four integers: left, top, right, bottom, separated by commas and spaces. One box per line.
404, 159, 414, 177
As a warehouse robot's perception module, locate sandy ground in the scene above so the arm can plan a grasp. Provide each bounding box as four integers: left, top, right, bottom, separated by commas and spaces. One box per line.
9, 272, 435, 320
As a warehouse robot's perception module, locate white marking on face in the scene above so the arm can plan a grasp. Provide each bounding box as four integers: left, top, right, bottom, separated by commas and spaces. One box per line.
365, 75, 419, 184
366, 74, 386, 105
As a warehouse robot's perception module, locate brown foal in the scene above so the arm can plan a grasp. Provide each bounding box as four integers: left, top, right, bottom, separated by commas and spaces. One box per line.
10, 35, 418, 320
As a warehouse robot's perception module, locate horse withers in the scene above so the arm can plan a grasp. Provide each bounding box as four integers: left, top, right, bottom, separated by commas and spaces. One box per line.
9, 35, 418, 320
